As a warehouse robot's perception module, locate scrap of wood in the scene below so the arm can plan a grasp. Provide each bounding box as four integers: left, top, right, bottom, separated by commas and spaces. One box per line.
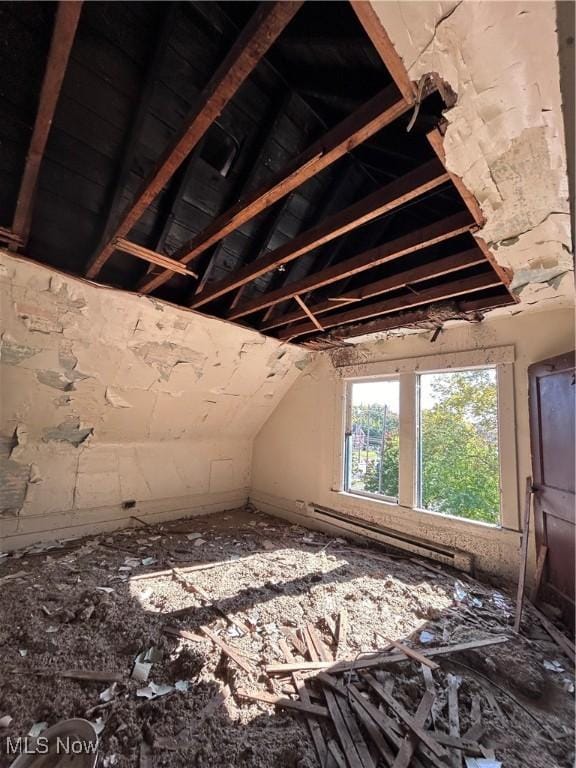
276, 699, 330, 717
336, 609, 348, 660
304, 627, 375, 768
60, 670, 124, 682
163, 625, 207, 643
462, 695, 483, 741
0, 570, 28, 584
364, 674, 447, 759
172, 568, 210, 600
281, 627, 307, 657
279, 638, 335, 768
529, 604, 575, 661
130, 554, 259, 580
172, 567, 251, 635
421, 664, 439, 729
349, 697, 397, 767
265, 635, 511, 674
433, 734, 484, 754
236, 688, 283, 705
200, 626, 253, 674
392, 691, 434, 768
530, 545, 548, 603
386, 638, 440, 670
447, 674, 463, 768
514, 477, 533, 633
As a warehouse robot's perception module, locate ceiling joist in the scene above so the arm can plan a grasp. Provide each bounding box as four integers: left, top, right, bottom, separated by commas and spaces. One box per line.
278, 270, 502, 340
85, 0, 304, 280
137, 83, 412, 294
261, 246, 487, 331
227, 210, 474, 319
11, 1, 83, 249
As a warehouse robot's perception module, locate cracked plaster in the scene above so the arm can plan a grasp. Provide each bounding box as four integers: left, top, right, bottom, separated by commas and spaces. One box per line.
369, 0, 574, 322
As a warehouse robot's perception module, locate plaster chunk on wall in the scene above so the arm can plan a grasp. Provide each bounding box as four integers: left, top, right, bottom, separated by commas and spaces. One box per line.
105, 387, 133, 409
43, 417, 93, 446
16, 303, 63, 334
48, 275, 87, 311
36, 370, 76, 391
129, 341, 207, 381
0, 332, 39, 365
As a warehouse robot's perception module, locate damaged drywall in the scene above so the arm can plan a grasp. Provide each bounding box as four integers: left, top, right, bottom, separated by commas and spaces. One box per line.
0, 250, 310, 548
369, 0, 574, 313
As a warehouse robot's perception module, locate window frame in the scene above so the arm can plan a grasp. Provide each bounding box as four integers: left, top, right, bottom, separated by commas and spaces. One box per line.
344, 376, 400, 504
334, 346, 519, 531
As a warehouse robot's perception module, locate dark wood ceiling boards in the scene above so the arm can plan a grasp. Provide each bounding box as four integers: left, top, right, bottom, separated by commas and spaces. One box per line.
0, 0, 516, 346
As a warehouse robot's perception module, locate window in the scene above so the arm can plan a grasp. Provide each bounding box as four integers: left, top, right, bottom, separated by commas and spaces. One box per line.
338, 349, 518, 528
345, 379, 400, 501
417, 368, 500, 524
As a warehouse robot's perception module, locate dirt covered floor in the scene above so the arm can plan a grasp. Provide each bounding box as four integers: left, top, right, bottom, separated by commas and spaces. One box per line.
0, 508, 574, 767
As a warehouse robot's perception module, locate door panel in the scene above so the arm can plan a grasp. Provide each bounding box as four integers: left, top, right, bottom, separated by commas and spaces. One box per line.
529, 351, 575, 632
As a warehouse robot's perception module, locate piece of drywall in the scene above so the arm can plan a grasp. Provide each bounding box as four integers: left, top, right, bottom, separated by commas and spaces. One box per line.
368, 0, 573, 312
251, 307, 575, 578
0, 249, 309, 549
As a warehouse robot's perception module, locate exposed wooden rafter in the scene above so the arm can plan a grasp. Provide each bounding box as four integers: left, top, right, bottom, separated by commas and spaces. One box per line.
84, 1, 304, 280
227, 210, 474, 319
137, 83, 413, 294
277, 269, 503, 340
317, 292, 514, 343
349, 1, 416, 103
10, 1, 83, 249
261, 246, 487, 331
190, 159, 449, 309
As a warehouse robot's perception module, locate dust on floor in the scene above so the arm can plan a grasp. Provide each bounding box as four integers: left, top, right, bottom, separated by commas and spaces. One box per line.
0, 508, 574, 767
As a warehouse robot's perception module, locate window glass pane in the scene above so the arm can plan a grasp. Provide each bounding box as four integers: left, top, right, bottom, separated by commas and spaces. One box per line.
418, 368, 500, 523
347, 380, 399, 499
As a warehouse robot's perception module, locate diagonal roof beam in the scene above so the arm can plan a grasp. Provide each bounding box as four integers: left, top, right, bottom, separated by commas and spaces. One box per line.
84, 1, 303, 280
227, 210, 474, 319
137, 83, 413, 294
278, 270, 503, 340
190, 158, 449, 309
11, 1, 83, 249
261, 246, 487, 331
349, 0, 416, 103
309, 291, 514, 343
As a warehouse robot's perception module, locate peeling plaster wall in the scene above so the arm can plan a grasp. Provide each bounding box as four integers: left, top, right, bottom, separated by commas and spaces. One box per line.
0, 250, 309, 550
369, 0, 574, 311
251, 307, 575, 579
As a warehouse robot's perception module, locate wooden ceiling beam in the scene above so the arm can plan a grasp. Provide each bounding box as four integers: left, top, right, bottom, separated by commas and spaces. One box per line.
11, 1, 83, 249
278, 270, 503, 340
349, 1, 416, 103
138, 83, 413, 294
261, 246, 486, 331
114, 238, 198, 278
84, 1, 303, 280
305, 291, 514, 343
190, 158, 449, 309
227, 210, 474, 319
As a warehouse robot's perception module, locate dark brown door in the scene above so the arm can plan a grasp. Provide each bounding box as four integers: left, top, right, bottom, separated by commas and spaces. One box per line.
529, 351, 575, 632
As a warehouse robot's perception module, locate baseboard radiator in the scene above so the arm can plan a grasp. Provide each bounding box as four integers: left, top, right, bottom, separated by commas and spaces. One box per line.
308, 503, 474, 573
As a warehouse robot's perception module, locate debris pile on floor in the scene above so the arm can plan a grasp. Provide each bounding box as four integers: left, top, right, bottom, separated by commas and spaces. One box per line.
0, 509, 574, 768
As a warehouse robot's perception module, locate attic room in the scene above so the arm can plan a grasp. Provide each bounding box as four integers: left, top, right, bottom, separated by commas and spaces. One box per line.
0, 1, 574, 766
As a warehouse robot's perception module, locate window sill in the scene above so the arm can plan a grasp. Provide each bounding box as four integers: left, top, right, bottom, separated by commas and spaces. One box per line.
335, 491, 502, 530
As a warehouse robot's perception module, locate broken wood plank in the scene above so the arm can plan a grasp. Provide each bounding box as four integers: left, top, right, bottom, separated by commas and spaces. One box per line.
349, 698, 396, 768
294, 295, 324, 331
421, 664, 439, 729
304, 628, 373, 768
530, 544, 548, 603
130, 554, 259, 580
336, 608, 348, 660
115, 238, 199, 278
143, 85, 411, 295
364, 674, 448, 759
265, 635, 510, 674
59, 670, 123, 683
85, 1, 303, 279
11, 1, 83, 248
200, 626, 253, 674
447, 674, 463, 768
529, 604, 576, 661
514, 477, 533, 633
280, 637, 335, 768
462, 695, 483, 741
225, 211, 473, 319
281, 626, 307, 657
386, 639, 440, 670
163, 625, 207, 643
236, 687, 329, 718
392, 691, 434, 768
